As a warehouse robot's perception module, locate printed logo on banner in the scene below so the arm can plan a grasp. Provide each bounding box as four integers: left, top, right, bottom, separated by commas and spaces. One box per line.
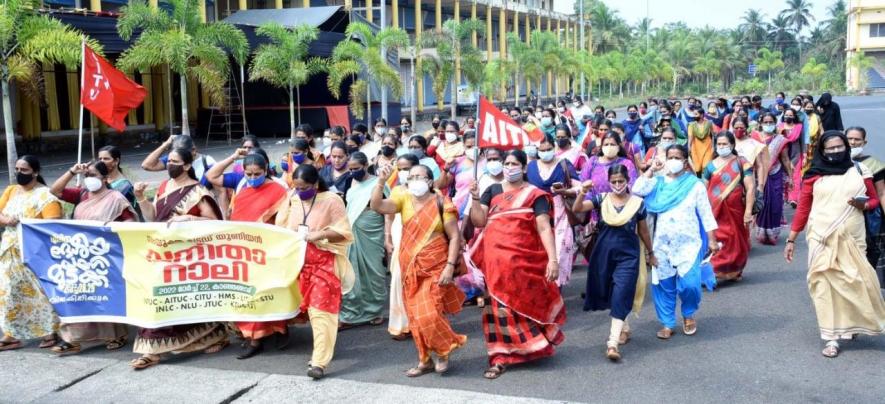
21, 221, 126, 317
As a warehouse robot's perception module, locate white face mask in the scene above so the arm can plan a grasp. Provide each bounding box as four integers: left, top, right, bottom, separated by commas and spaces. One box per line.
465, 148, 476, 160
716, 146, 732, 156
84, 177, 104, 192
408, 180, 430, 197
538, 150, 556, 162
611, 182, 628, 195
851, 146, 864, 158
375, 127, 386, 136
602, 145, 619, 158
486, 160, 503, 176
524, 145, 538, 157
504, 166, 523, 183
762, 124, 776, 133
445, 131, 459, 143
658, 140, 675, 150
398, 172, 408, 185
666, 159, 684, 175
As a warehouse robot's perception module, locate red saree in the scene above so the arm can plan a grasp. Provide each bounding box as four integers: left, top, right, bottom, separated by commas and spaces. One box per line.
706, 157, 751, 281
470, 185, 565, 366
399, 192, 467, 362
232, 181, 290, 339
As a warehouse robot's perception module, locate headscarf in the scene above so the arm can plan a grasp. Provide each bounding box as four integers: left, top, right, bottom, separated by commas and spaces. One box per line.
815, 92, 843, 131
803, 130, 853, 179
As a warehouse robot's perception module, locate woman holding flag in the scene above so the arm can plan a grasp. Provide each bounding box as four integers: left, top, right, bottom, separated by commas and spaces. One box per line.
632, 144, 719, 339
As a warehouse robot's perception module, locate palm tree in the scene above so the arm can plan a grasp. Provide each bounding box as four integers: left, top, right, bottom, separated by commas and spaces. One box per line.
248, 23, 326, 138
418, 18, 483, 119
849, 51, 876, 91
800, 57, 826, 90
694, 51, 719, 93
481, 58, 514, 102
768, 15, 794, 53
117, 0, 248, 138
666, 35, 692, 95
507, 32, 543, 106
327, 22, 409, 123
0, 0, 100, 182
754, 47, 784, 93
780, 0, 815, 61
417, 30, 454, 114
588, 1, 630, 53
740, 9, 768, 51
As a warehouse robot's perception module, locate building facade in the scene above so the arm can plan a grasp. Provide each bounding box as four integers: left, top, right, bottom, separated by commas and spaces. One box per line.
846, 0, 885, 90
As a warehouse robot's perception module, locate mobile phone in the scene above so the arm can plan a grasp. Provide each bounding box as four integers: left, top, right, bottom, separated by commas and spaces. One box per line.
854, 195, 870, 203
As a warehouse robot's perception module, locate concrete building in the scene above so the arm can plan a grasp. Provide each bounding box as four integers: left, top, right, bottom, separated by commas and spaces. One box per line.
846, 0, 885, 91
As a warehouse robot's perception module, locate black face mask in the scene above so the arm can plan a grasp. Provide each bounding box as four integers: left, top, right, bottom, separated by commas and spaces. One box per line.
557, 138, 570, 149
431, 121, 440, 129
347, 146, 360, 155
804, 109, 814, 114
167, 163, 184, 179
350, 169, 366, 181
381, 145, 395, 157
824, 152, 845, 163
16, 172, 33, 186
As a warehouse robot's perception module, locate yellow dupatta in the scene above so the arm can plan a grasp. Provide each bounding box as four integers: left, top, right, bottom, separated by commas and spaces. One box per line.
600, 194, 648, 316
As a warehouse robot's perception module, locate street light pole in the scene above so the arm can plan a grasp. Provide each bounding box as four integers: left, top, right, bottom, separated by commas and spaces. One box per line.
380, 0, 388, 122
579, 0, 585, 102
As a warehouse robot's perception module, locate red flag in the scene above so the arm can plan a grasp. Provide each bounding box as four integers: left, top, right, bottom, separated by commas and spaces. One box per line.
80, 46, 146, 132
477, 95, 543, 150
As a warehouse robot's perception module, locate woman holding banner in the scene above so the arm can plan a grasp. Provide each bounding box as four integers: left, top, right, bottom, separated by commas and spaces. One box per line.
206, 150, 290, 359
276, 164, 354, 379
0, 155, 63, 351
129, 148, 228, 369
468, 149, 565, 379
339, 152, 388, 330
48, 160, 137, 355
386, 154, 420, 340
371, 164, 466, 377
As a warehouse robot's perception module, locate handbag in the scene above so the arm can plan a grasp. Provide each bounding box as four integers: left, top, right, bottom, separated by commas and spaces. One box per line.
436, 194, 467, 277
738, 157, 764, 215
559, 160, 584, 226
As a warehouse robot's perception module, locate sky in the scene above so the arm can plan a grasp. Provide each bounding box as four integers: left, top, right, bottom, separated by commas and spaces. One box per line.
554, 0, 833, 32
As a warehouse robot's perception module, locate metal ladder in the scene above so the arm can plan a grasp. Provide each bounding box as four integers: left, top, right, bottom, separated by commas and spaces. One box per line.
205, 68, 248, 146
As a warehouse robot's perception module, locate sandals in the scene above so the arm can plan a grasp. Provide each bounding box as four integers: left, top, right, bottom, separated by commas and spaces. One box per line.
618, 330, 631, 345
369, 317, 385, 326
391, 332, 411, 341
822, 341, 840, 358
0, 340, 23, 351
405, 361, 435, 377
238, 342, 264, 360
656, 327, 673, 340
130, 355, 159, 370
105, 336, 127, 351
51, 341, 81, 355
38, 334, 58, 349
483, 364, 506, 379
683, 318, 697, 336
435, 355, 450, 374
204, 340, 229, 354
307, 366, 325, 380
606, 346, 621, 361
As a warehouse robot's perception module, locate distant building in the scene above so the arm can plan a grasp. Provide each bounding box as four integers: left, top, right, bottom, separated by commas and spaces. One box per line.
846, 0, 885, 91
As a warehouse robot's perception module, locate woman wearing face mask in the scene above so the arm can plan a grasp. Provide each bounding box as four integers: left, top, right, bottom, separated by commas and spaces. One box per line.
276, 164, 354, 378
478, 148, 505, 193
573, 164, 655, 361
206, 152, 289, 359
231, 135, 261, 175
815, 93, 843, 132
622, 105, 652, 156
633, 144, 719, 339
706, 102, 724, 132
789, 100, 825, 207
555, 124, 588, 173
753, 112, 793, 245
282, 139, 316, 187
784, 131, 885, 358
386, 154, 420, 341
47, 160, 135, 355
130, 148, 227, 369
846, 127, 885, 275
702, 132, 755, 283
320, 142, 353, 196
96, 145, 137, 207
612, 123, 644, 169
467, 149, 564, 379
779, 107, 804, 147
642, 128, 677, 173
0, 156, 64, 352
424, 115, 442, 139
400, 117, 413, 136
527, 137, 580, 286
337, 152, 390, 331
428, 122, 466, 171
371, 164, 466, 377
448, 133, 486, 304
580, 132, 639, 204
324, 126, 346, 158
688, 108, 714, 177
407, 136, 443, 187
375, 133, 401, 177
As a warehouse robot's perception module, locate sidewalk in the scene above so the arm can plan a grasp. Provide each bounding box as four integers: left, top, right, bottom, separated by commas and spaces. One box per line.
0, 351, 565, 403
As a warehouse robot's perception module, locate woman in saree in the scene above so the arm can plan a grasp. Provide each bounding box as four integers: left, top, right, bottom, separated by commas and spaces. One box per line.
320, 141, 352, 197
555, 124, 588, 173
573, 164, 655, 361
0, 156, 63, 351
370, 164, 466, 377
467, 149, 564, 379
688, 109, 714, 177
97, 146, 137, 207
48, 160, 136, 354
206, 151, 289, 359
732, 117, 770, 196
784, 130, 885, 358
276, 164, 354, 379
130, 148, 228, 369
339, 152, 388, 329
527, 137, 580, 286
282, 139, 315, 188
753, 113, 793, 245
450, 133, 478, 218
427, 121, 466, 171
642, 128, 676, 174
789, 100, 824, 206
702, 132, 755, 282
386, 154, 420, 340
633, 145, 719, 339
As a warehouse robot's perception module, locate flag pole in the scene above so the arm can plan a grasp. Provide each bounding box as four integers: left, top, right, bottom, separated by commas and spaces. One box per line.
472, 93, 481, 180
76, 39, 86, 186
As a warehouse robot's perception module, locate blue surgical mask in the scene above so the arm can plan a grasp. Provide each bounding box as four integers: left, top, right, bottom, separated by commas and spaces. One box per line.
538, 150, 555, 162
541, 117, 553, 127
246, 176, 266, 188
411, 149, 425, 159
524, 145, 538, 158
292, 153, 306, 164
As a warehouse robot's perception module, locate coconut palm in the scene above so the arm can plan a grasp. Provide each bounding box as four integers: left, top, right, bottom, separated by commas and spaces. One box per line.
800, 57, 827, 90
481, 58, 514, 102
754, 47, 784, 93
740, 9, 768, 51
248, 23, 326, 138
694, 51, 719, 93
327, 22, 409, 123
779, 0, 815, 35
507, 32, 543, 106
0, 0, 101, 182
417, 18, 483, 119
117, 0, 248, 138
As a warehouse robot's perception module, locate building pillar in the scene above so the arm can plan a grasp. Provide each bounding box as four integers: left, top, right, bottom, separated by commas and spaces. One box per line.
42, 63, 60, 131
89, 0, 101, 12
498, 7, 506, 58
149, 0, 158, 9
238, 0, 247, 11
67, 67, 80, 128
199, 0, 207, 23
486, 4, 492, 62
141, 72, 154, 125
392, 0, 398, 28
366, 0, 373, 23
471, 1, 477, 48
435, 0, 441, 32
416, 0, 424, 112
525, 12, 531, 100
454, 0, 461, 91
303, 0, 310, 7
275, 0, 283, 9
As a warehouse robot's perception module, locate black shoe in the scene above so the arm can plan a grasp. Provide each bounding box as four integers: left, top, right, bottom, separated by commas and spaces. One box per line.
307, 366, 325, 380
237, 342, 263, 360
277, 329, 290, 351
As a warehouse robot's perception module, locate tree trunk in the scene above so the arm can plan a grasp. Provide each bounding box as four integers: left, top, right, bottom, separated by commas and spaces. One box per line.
166, 65, 174, 137
179, 74, 190, 136
296, 85, 302, 126
514, 78, 520, 110
768, 71, 772, 94
2, 79, 17, 184
289, 85, 296, 138
618, 81, 623, 98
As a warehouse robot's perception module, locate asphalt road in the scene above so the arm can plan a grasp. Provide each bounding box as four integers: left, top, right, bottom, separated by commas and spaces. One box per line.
0, 95, 884, 403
